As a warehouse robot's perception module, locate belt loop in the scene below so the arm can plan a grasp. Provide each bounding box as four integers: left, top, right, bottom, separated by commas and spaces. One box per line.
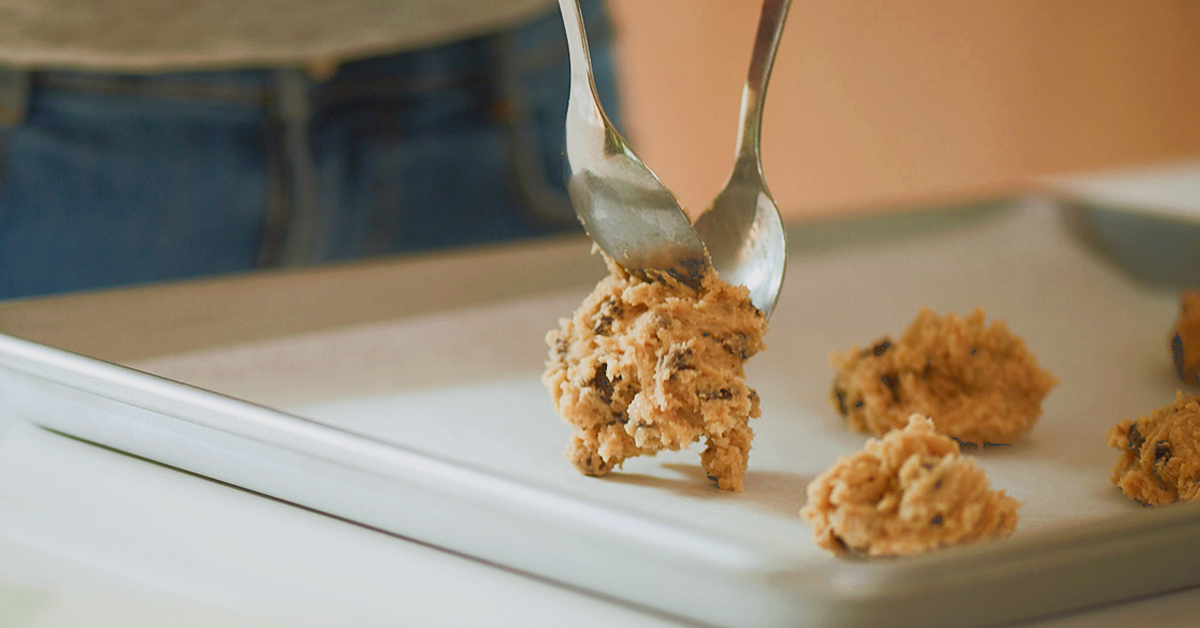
0, 67, 31, 127
272, 68, 325, 266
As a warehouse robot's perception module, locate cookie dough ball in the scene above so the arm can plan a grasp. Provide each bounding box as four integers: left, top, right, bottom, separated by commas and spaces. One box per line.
829, 308, 1058, 445
1105, 392, 1200, 506
1171, 290, 1200, 387
544, 257, 767, 492
800, 414, 1019, 557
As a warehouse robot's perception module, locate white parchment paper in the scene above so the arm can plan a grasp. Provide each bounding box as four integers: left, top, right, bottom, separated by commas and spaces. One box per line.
135, 199, 1185, 561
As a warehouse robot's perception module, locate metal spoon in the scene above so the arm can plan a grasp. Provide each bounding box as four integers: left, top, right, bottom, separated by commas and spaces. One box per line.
694, 0, 791, 316
557, 0, 710, 289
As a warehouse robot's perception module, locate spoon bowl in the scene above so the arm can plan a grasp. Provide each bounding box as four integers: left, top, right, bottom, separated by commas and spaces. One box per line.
694, 0, 791, 316
557, 0, 710, 289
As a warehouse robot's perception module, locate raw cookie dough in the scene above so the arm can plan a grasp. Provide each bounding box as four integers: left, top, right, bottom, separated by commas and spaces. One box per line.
543, 257, 767, 492
829, 307, 1058, 445
1171, 290, 1200, 387
1105, 392, 1200, 506
800, 414, 1020, 557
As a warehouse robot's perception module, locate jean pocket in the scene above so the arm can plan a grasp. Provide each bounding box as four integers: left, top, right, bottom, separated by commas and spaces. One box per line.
0, 69, 30, 192
497, 0, 620, 231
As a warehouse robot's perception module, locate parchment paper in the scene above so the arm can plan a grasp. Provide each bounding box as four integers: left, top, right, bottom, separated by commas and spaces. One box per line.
134, 198, 1185, 560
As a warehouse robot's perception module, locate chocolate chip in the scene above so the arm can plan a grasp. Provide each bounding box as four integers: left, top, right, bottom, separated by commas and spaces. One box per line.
880, 372, 900, 401
604, 411, 629, 427
582, 455, 610, 475
664, 346, 694, 372
1155, 440, 1173, 464
703, 388, 734, 401
834, 386, 849, 416
552, 334, 570, 357
931, 515, 943, 526
589, 364, 614, 405
1127, 422, 1145, 452
721, 332, 752, 359
858, 338, 890, 358
1172, 333, 1193, 384
592, 297, 623, 336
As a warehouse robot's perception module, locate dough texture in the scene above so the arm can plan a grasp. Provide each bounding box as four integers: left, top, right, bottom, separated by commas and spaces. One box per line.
800, 414, 1020, 557
543, 258, 767, 491
1172, 290, 1200, 387
829, 308, 1058, 445
1105, 392, 1200, 506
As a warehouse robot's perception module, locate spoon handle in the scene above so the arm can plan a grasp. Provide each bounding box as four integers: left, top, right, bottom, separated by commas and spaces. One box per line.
736, 0, 793, 167
558, 0, 601, 113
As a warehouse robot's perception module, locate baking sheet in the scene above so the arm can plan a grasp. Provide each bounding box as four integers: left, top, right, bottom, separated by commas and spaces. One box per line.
3, 197, 1199, 628
133, 198, 1183, 535
1040, 159, 1200, 287
1042, 158, 1200, 221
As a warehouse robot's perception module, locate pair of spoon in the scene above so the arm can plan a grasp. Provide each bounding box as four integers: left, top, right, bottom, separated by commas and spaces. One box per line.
558, 0, 790, 316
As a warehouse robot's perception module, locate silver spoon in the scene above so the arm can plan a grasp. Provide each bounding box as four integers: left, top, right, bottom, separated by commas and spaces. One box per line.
694, 0, 791, 316
557, 0, 710, 289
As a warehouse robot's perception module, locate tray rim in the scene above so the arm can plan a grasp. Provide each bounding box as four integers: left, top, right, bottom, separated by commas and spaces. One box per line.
4, 303, 1200, 628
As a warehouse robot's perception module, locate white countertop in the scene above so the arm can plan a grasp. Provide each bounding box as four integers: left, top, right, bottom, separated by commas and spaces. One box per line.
0, 419, 684, 628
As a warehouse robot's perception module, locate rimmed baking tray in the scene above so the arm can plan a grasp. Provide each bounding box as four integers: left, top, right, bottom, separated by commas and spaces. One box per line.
0, 197, 1197, 628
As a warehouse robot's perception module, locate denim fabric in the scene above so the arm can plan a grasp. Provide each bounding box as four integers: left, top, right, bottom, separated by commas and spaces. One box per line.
0, 0, 620, 299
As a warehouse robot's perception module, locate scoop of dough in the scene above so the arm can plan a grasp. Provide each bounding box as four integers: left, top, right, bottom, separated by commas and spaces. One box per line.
830, 307, 1058, 445
1106, 392, 1200, 506
801, 414, 1020, 557
543, 257, 767, 491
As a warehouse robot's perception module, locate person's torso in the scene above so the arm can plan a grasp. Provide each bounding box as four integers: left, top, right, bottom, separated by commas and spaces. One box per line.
0, 0, 557, 72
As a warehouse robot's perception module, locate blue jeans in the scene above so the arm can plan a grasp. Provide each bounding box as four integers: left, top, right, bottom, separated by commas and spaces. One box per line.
0, 0, 620, 299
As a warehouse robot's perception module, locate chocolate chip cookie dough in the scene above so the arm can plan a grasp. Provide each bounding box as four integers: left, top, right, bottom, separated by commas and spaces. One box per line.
543, 257, 767, 492
1106, 392, 1200, 506
829, 308, 1058, 445
1172, 290, 1200, 387
800, 414, 1020, 557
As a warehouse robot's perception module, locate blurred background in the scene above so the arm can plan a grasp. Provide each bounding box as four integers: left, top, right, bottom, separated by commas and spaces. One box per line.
4, 0, 1200, 299
607, 0, 1200, 222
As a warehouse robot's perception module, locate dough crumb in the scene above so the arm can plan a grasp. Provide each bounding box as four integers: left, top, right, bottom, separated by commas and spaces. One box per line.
543, 257, 767, 492
1172, 290, 1200, 387
1105, 392, 1200, 506
800, 414, 1020, 557
829, 307, 1058, 445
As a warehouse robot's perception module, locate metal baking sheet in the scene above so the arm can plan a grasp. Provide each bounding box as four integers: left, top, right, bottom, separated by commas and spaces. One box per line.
1, 197, 1198, 628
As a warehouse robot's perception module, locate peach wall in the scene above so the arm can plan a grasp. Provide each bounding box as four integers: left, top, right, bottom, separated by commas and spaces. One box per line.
607, 0, 1200, 221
